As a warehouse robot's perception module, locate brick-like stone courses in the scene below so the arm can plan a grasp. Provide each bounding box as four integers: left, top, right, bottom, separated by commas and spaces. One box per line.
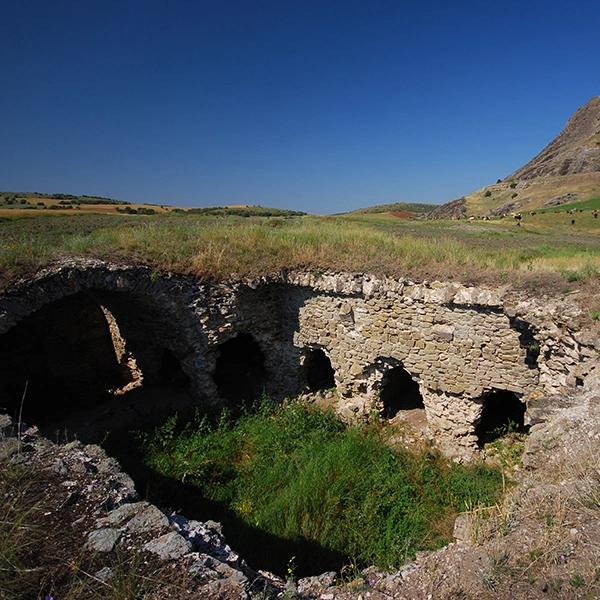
1, 260, 598, 458
293, 294, 536, 457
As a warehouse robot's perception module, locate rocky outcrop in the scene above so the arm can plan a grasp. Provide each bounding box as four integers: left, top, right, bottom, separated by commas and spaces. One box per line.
434, 96, 600, 215
427, 197, 466, 219
0, 413, 285, 598
510, 96, 600, 180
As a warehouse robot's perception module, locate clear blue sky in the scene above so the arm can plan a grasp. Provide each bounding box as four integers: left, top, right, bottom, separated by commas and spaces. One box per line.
1, 1, 599, 212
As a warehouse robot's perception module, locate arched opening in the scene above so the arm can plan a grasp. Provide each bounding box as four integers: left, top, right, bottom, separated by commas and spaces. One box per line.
303, 348, 335, 392
0, 293, 125, 423
475, 390, 526, 447
380, 366, 424, 419
0, 290, 193, 439
213, 333, 267, 404
158, 348, 189, 387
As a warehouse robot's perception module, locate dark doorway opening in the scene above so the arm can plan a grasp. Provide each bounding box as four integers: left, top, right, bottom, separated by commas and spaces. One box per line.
475, 390, 526, 447
213, 333, 267, 404
0, 293, 125, 424
380, 366, 424, 419
304, 348, 335, 392
158, 348, 189, 387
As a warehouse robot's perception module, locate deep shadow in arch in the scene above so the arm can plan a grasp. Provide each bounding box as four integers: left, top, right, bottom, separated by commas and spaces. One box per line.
380, 366, 424, 419
213, 333, 267, 405
303, 347, 335, 392
475, 389, 526, 447
158, 348, 190, 387
0, 289, 193, 430
0, 292, 125, 423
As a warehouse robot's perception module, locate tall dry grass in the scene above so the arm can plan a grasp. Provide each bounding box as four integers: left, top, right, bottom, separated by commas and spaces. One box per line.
1, 213, 599, 285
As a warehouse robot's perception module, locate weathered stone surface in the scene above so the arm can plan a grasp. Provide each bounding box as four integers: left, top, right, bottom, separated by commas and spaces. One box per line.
94, 566, 114, 583
189, 554, 248, 583
85, 528, 121, 553
297, 571, 337, 595
97, 501, 149, 528
143, 531, 192, 560
126, 504, 168, 533
0, 258, 597, 459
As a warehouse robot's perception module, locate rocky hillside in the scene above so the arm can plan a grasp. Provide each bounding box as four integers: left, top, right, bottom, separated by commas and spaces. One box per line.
511, 96, 600, 180
432, 97, 600, 217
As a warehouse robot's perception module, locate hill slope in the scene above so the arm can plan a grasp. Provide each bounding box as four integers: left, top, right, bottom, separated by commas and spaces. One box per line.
347, 202, 438, 217
432, 97, 600, 217
511, 96, 600, 180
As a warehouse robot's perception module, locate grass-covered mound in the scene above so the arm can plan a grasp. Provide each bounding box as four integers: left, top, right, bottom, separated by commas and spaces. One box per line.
141, 401, 503, 573
2, 209, 600, 293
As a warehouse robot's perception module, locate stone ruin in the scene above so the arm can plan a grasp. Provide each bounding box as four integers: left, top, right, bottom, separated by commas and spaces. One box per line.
0, 258, 598, 460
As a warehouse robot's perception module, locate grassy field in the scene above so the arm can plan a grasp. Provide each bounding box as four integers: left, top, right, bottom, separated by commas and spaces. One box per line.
463, 173, 600, 216
141, 401, 503, 574
538, 196, 600, 212
0, 207, 599, 294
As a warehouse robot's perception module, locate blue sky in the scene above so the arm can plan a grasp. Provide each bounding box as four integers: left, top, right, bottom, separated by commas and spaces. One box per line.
1, 1, 599, 212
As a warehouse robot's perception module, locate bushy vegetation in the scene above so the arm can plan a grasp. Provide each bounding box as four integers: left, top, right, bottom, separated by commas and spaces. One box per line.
185, 205, 306, 217
141, 401, 503, 571
349, 202, 437, 215
0, 191, 130, 206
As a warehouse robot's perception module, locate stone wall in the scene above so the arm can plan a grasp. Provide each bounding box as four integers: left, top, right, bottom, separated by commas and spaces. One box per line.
1, 259, 598, 458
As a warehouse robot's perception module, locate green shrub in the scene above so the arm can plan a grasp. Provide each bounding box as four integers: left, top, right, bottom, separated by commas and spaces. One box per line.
142, 401, 503, 571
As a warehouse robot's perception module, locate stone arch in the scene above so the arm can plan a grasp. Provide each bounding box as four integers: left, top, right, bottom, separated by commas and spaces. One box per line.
361, 357, 426, 424
475, 389, 526, 447
379, 365, 425, 419
302, 347, 336, 392
0, 260, 211, 427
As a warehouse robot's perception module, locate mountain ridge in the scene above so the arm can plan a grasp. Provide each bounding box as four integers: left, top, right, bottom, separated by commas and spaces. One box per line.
432, 97, 600, 217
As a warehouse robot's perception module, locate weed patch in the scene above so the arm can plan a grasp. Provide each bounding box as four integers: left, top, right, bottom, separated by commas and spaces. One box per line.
0, 466, 42, 599
141, 401, 504, 573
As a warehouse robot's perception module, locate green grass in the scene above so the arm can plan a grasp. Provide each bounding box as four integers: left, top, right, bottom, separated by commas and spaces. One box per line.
141, 400, 504, 572
0, 209, 599, 290
538, 196, 600, 213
